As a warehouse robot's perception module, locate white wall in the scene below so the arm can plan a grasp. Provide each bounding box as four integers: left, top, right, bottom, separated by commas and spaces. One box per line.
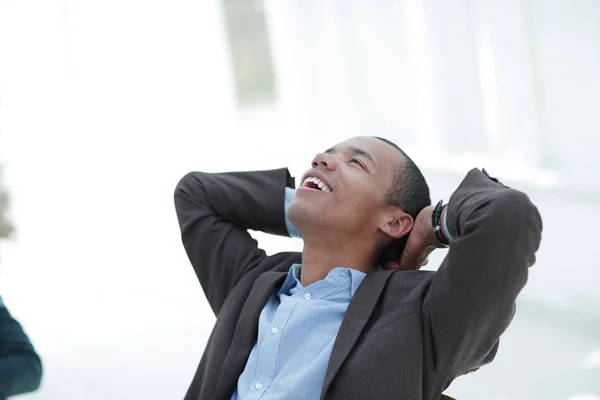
265, 0, 600, 192
0, 0, 598, 399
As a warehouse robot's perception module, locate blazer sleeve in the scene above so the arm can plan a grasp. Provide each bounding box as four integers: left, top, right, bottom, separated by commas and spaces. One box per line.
422, 169, 543, 374
0, 298, 43, 397
174, 168, 295, 314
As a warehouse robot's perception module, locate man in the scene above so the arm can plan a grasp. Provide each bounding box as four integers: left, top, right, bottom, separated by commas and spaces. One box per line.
0, 296, 43, 399
174, 136, 542, 400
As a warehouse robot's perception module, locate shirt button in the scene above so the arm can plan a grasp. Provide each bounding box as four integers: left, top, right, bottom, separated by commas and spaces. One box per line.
255, 383, 263, 390
271, 327, 279, 334
304, 293, 311, 300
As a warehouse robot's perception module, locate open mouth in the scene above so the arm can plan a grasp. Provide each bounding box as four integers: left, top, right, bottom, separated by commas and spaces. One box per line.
301, 176, 332, 192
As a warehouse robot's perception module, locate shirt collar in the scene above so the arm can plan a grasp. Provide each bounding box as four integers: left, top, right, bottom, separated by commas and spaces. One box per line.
278, 264, 366, 298
277, 263, 302, 296
348, 268, 366, 296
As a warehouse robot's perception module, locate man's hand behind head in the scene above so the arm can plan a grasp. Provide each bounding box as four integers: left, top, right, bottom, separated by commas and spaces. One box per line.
383, 205, 445, 271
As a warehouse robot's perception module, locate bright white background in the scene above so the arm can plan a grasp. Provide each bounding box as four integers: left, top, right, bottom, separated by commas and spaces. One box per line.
0, 0, 599, 399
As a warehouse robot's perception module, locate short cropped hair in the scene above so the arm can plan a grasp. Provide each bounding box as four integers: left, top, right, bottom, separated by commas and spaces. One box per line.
373, 137, 431, 265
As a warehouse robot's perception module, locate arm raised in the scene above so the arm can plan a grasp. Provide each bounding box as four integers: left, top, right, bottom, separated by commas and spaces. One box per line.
422, 169, 542, 374
174, 168, 296, 314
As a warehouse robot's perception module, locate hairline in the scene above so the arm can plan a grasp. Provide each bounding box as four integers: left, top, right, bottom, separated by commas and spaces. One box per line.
371, 137, 410, 203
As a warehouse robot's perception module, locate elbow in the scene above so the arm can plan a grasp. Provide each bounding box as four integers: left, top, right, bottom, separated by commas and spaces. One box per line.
174, 172, 208, 211
491, 190, 542, 231
174, 172, 197, 199
488, 190, 543, 258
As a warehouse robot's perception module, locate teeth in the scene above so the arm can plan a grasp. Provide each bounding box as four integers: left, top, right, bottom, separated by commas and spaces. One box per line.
302, 176, 331, 192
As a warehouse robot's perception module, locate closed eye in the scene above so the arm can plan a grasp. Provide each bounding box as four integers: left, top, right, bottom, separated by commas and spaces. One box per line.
350, 158, 367, 170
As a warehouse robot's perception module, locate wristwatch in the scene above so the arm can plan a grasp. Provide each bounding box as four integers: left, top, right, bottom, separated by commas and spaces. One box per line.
431, 200, 450, 247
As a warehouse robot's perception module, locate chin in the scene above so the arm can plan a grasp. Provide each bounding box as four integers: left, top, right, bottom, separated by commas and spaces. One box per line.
287, 200, 304, 227
288, 199, 320, 231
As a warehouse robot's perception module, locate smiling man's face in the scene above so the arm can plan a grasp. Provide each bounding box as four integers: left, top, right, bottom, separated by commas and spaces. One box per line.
288, 136, 407, 241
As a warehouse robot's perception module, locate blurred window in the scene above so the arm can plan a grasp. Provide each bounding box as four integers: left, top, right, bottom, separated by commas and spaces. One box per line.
221, 0, 277, 108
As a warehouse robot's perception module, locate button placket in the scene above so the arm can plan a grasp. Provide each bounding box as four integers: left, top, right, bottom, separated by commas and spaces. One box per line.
252, 295, 299, 395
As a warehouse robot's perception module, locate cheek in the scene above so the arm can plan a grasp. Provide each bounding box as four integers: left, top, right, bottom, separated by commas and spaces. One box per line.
333, 190, 382, 223
343, 181, 382, 207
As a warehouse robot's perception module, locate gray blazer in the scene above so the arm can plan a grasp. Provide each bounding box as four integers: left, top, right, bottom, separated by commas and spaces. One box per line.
174, 167, 542, 400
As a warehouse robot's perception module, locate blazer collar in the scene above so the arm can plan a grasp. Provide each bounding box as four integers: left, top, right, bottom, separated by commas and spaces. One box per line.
213, 270, 288, 400
321, 269, 395, 399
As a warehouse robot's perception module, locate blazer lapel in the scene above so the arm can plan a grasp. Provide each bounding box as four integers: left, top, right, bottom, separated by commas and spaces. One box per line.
321, 269, 395, 399
214, 270, 288, 400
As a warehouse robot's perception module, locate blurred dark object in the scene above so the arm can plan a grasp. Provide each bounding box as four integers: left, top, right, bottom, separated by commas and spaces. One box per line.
0, 296, 43, 399
0, 163, 13, 239
0, 188, 13, 239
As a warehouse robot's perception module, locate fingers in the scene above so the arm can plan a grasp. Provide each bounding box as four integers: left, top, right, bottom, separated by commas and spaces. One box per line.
399, 243, 419, 270
399, 245, 435, 271
382, 260, 400, 270
382, 258, 429, 271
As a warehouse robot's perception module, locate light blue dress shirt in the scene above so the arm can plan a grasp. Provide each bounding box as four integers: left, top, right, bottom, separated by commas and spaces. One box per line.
232, 264, 367, 400
232, 188, 452, 400
283, 187, 301, 238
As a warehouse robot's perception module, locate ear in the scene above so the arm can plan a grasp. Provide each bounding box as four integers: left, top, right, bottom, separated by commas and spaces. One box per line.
378, 208, 413, 240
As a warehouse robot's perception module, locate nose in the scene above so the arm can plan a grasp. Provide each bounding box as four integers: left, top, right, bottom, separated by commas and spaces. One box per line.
311, 152, 337, 171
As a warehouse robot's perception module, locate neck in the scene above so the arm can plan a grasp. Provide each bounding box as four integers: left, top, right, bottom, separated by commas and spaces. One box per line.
299, 235, 376, 287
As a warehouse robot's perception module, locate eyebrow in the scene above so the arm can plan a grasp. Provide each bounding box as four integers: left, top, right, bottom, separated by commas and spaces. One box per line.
325, 146, 376, 165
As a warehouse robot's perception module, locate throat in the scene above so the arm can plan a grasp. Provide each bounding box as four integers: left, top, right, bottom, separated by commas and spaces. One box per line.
300, 239, 375, 286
